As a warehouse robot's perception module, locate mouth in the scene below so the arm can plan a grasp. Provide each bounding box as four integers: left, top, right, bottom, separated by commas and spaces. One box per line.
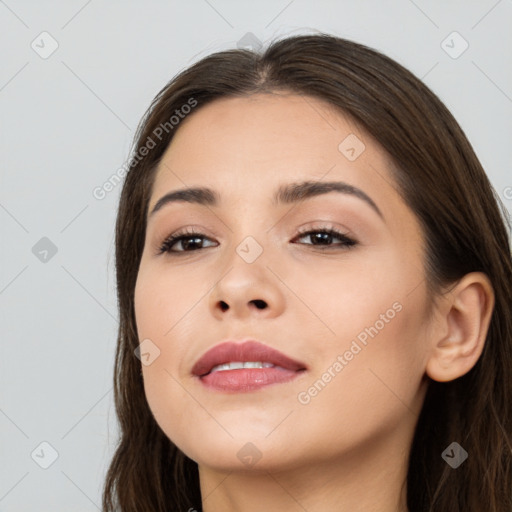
191, 340, 307, 392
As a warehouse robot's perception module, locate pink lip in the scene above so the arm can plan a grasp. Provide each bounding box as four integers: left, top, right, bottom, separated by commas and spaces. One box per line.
191, 340, 307, 392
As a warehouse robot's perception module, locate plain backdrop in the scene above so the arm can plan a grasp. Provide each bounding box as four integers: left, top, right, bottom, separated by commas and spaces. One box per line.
1, 0, 511, 510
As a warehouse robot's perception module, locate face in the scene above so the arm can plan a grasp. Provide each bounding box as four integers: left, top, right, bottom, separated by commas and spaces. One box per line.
134, 93, 433, 472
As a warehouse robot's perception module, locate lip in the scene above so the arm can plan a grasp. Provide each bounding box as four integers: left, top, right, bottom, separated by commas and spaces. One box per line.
191, 340, 307, 392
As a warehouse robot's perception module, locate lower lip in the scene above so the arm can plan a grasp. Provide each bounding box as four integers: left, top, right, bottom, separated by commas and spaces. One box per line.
198, 367, 303, 392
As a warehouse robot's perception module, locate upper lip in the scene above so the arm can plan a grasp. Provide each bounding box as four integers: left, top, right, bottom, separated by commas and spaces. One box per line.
191, 340, 307, 377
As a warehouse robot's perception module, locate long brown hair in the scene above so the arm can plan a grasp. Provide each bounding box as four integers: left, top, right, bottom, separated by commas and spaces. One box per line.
102, 34, 512, 511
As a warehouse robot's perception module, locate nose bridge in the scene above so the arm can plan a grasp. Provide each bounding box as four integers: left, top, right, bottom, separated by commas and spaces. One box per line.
225, 204, 274, 268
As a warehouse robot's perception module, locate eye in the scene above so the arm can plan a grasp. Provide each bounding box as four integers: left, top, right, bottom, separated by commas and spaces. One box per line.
158, 229, 217, 254
292, 227, 357, 249
157, 225, 357, 255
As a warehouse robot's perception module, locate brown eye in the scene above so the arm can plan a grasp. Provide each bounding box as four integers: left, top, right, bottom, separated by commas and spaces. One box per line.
158, 231, 217, 254
293, 228, 357, 248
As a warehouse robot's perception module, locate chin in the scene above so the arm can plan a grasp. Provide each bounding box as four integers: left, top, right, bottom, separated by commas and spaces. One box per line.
176, 431, 301, 473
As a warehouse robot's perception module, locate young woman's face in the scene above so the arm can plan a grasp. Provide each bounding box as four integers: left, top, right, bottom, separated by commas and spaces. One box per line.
134, 93, 433, 472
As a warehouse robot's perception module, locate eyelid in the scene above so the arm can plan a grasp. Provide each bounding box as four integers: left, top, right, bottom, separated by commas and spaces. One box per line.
294, 221, 352, 236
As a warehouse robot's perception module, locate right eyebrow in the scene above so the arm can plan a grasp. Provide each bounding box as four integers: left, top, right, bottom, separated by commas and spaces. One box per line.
149, 187, 219, 218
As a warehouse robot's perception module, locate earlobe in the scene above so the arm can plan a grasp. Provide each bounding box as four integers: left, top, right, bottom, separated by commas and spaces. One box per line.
425, 272, 495, 383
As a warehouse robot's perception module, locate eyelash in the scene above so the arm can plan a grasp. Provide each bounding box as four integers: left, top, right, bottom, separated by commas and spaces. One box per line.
157, 225, 357, 255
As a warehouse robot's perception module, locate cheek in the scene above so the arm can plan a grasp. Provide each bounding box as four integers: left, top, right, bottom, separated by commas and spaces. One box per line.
291, 247, 407, 344
134, 269, 200, 452
293, 248, 429, 432
134, 268, 201, 390
134, 264, 203, 343
293, 306, 427, 457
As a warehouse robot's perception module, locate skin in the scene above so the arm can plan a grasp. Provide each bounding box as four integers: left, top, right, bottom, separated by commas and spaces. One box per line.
134, 93, 494, 512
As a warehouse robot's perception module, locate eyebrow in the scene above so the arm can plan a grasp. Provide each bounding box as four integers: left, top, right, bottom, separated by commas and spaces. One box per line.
149, 180, 384, 220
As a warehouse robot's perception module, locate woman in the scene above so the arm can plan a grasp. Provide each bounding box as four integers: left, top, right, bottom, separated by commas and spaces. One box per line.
102, 34, 512, 511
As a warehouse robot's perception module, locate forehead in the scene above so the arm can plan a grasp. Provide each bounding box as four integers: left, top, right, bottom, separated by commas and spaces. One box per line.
150, 93, 397, 203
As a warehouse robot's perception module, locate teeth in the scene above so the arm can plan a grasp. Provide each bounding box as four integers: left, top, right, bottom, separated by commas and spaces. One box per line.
210, 361, 275, 373
244, 362, 263, 369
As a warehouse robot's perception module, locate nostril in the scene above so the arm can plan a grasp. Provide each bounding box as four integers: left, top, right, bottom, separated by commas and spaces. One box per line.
219, 301, 229, 311
251, 299, 267, 309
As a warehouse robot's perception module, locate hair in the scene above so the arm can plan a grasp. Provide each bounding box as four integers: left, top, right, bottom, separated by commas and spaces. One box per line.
102, 33, 512, 511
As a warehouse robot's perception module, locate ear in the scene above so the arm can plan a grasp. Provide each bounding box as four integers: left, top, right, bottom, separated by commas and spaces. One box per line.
425, 272, 495, 382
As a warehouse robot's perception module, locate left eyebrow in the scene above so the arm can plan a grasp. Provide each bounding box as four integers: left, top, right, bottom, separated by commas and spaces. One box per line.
148, 180, 384, 221
273, 180, 384, 220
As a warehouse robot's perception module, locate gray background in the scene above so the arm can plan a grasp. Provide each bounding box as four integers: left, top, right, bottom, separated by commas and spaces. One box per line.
1, 0, 511, 510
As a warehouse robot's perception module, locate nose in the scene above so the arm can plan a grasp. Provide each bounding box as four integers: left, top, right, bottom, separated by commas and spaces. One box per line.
208, 244, 286, 321
218, 298, 268, 312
